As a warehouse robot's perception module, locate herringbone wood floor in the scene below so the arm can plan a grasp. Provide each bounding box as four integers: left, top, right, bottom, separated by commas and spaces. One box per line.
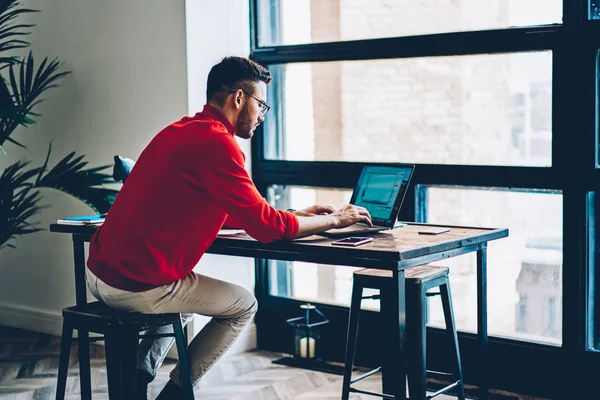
0, 325, 550, 400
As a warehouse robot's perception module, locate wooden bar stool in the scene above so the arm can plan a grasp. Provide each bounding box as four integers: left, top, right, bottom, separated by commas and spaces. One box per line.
341, 265, 465, 400
54, 301, 195, 400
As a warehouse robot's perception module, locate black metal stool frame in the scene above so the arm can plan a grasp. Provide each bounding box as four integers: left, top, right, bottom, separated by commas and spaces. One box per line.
342, 271, 465, 400
54, 234, 195, 400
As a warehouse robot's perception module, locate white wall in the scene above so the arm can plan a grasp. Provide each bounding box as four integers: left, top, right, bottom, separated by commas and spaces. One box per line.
0, 0, 255, 355
186, 0, 252, 168
184, 0, 256, 355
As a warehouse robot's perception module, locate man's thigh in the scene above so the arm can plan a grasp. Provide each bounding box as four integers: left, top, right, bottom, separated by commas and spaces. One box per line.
141, 272, 257, 318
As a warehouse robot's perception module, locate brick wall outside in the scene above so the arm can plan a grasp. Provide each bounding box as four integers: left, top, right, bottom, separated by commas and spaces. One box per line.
298, 0, 560, 341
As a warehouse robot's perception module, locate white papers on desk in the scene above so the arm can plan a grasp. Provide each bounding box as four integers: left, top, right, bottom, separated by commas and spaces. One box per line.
218, 229, 246, 236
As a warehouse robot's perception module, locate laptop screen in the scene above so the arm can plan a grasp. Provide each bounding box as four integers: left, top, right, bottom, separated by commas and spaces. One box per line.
350, 165, 414, 228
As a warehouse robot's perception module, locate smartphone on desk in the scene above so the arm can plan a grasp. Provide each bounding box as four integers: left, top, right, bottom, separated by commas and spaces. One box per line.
331, 236, 374, 247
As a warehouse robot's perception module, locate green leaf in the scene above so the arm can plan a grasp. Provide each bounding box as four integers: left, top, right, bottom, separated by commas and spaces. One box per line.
4, 136, 25, 148
0, 0, 37, 70
0, 159, 43, 250
34, 149, 118, 214
0, 149, 118, 250
0, 52, 70, 149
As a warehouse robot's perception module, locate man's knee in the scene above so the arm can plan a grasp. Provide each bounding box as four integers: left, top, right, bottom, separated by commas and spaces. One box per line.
234, 286, 258, 321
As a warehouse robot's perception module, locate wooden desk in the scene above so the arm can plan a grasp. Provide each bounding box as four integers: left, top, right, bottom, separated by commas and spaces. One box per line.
50, 222, 508, 400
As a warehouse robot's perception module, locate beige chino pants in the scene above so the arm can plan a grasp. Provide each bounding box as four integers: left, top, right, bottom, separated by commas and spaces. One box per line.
86, 268, 258, 388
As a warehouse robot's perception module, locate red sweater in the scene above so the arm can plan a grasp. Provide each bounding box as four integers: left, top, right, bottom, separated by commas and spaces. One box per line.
87, 105, 299, 292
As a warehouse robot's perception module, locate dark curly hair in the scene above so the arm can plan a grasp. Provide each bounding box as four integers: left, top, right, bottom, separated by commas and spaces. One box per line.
206, 56, 272, 106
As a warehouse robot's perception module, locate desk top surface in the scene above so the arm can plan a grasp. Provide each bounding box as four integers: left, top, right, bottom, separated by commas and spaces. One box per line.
50, 222, 508, 267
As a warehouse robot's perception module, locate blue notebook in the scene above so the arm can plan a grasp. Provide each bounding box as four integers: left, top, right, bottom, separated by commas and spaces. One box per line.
57, 214, 106, 225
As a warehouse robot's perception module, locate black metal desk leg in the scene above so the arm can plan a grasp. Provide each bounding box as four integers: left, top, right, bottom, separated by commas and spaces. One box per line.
72, 235, 91, 399
72, 235, 88, 306
477, 245, 488, 400
381, 268, 407, 400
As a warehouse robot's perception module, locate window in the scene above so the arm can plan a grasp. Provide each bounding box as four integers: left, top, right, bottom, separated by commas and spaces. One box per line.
264, 52, 553, 166
265, 184, 562, 345
417, 186, 562, 344
251, 0, 597, 394
257, 0, 562, 46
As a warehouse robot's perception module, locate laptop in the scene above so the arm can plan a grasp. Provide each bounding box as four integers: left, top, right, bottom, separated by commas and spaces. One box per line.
321, 164, 415, 238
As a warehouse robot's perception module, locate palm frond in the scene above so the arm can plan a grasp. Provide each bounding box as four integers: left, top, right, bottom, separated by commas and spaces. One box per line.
2, 158, 40, 192
0, 52, 70, 149
0, 0, 37, 70
0, 76, 14, 116
0, 158, 44, 250
4, 135, 25, 148
0, 148, 118, 250
34, 150, 118, 214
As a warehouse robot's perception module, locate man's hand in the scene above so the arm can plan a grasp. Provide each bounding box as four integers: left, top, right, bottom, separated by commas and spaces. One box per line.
330, 204, 373, 229
293, 204, 373, 239
292, 205, 335, 217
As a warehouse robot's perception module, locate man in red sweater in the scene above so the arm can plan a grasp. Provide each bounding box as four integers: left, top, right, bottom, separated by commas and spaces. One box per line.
86, 56, 372, 399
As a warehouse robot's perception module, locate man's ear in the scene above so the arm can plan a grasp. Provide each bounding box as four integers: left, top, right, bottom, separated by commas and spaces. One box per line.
235, 90, 243, 108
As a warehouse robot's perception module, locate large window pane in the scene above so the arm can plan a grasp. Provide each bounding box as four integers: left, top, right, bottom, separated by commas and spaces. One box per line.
419, 186, 562, 345
265, 52, 553, 166
257, 0, 562, 47
266, 185, 563, 345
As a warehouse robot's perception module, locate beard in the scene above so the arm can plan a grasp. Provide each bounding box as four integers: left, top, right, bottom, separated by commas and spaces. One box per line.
235, 103, 256, 139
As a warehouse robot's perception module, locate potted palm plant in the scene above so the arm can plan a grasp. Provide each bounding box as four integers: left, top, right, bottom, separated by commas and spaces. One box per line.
0, 0, 117, 250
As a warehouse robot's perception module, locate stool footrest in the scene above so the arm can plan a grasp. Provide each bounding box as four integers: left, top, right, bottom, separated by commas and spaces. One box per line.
73, 336, 105, 343
350, 366, 381, 384
426, 370, 454, 378
349, 387, 395, 399
72, 333, 177, 343
425, 292, 441, 297
139, 333, 178, 339
426, 379, 461, 400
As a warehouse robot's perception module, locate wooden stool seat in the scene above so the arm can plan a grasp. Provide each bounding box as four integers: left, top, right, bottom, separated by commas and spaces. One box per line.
62, 301, 181, 331
354, 265, 449, 284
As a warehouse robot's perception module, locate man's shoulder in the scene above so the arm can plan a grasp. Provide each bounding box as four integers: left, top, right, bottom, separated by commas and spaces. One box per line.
161, 116, 231, 142
171, 115, 220, 132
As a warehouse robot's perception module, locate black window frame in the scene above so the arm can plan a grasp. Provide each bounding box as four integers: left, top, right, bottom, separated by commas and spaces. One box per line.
248, 1, 600, 398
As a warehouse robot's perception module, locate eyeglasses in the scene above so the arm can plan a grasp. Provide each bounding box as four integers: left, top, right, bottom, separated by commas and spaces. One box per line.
230, 89, 270, 117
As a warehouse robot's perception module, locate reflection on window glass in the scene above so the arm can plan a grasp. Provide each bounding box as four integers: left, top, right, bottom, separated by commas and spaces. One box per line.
265, 52, 553, 166
591, 0, 600, 19
419, 186, 562, 345
257, 0, 562, 46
